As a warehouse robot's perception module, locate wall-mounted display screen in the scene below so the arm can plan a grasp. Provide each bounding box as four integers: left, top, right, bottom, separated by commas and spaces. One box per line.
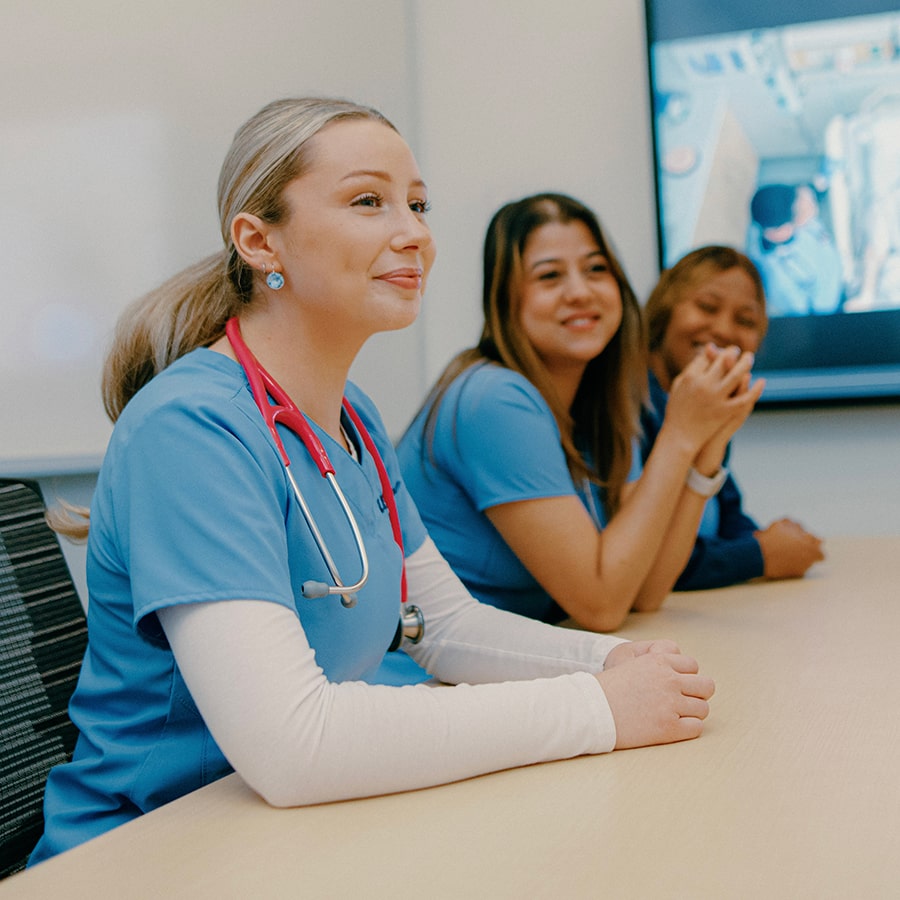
645, 1, 900, 401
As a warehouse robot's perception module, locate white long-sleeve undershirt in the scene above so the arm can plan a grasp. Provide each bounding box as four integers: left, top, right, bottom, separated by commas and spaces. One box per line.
158, 537, 627, 807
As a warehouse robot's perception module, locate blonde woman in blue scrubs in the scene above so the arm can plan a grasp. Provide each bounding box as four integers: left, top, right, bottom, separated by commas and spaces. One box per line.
31, 100, 715, 865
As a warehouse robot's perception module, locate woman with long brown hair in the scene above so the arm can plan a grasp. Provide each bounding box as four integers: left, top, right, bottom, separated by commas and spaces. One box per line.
399, 193, 763, 631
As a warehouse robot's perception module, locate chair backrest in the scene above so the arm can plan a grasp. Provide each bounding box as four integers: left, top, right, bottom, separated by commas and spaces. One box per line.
0, 480, 87, 878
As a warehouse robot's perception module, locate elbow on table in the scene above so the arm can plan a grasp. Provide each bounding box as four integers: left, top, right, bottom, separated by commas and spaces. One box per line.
563, 576, 671, 631
237, 762, 301, 808
567, 603, 630, 634
244, 769, 330, 809
228, 727, 342, 809
629, 584, 670, 615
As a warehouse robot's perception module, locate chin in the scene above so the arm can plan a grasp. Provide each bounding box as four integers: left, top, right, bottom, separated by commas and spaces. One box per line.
379, 299, 422, 333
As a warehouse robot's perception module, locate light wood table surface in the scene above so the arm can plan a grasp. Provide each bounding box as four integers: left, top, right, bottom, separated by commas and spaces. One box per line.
4, 536, 899, 899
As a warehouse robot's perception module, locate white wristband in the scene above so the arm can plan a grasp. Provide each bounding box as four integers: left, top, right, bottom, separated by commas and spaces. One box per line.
686, 466, 728, 497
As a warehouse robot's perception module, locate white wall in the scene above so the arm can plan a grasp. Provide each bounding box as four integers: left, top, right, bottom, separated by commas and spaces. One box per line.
731, 403, 900, 536
413, 0, 660, 387
4, 1, 898, 607
0, 0, 420, 471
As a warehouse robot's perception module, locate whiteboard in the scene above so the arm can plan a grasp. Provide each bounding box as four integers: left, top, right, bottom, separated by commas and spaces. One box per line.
0, 0, 415, 474
1, 112, 172, 473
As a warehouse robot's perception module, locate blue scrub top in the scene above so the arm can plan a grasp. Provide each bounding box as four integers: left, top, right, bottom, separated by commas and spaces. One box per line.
397, 363, 640, 624
31, 349, 427, 864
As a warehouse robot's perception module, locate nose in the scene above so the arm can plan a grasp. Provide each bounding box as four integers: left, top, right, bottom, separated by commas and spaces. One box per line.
391, 207, 434, 255
563, 269, 593, 302
709, 311, 740, 347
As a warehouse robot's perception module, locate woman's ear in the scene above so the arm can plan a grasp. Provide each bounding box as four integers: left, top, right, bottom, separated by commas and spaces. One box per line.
231, 212, 278, 272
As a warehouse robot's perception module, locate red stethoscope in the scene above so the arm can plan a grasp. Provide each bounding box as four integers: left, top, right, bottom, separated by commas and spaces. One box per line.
225, 317, 423, 649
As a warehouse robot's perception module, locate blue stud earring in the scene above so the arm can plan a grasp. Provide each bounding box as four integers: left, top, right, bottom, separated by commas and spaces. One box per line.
265, 265, 284, 291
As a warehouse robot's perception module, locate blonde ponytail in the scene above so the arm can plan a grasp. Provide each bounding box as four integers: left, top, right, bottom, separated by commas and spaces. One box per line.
55, 97, 392, 542
102, 251, 240, 422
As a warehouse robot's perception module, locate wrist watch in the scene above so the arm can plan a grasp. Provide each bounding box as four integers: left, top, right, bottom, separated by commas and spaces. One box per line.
686, 466, 728, 497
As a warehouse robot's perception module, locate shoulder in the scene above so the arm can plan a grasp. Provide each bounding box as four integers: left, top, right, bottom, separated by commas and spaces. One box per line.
119, 349, 246, 419
109, 349, 273, 464
448, 363, 552, 421
436, 364, 562, 450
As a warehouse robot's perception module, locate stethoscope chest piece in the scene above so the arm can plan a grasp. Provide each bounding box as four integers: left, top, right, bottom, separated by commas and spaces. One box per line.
389, 603, 425, 652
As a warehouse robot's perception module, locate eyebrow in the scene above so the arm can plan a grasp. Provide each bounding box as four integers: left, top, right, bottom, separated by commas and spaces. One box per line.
529, 250, 606, 270
341, 169, 427, 190
701, 294, 763, 317
699, 287, 760, 307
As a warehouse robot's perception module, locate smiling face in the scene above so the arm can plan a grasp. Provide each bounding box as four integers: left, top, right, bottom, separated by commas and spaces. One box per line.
517, 220, 623, 388
656, 265, 765, 386
265, 117, 436, 340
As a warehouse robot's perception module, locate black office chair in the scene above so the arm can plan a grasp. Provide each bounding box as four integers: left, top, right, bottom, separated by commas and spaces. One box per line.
0, 479, 87, 878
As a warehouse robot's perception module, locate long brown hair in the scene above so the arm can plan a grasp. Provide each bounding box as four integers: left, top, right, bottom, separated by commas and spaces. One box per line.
52, 97, 396, 540
412, 192, 646, 517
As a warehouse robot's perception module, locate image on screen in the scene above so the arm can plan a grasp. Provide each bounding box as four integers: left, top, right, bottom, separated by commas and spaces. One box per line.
646, 1, 900, 401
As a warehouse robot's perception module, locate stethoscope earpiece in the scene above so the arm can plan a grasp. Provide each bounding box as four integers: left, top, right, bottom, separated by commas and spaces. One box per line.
302, 580, 357, 607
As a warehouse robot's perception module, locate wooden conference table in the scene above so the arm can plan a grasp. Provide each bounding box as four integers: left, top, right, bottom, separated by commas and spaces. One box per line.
4, 536, 899, 899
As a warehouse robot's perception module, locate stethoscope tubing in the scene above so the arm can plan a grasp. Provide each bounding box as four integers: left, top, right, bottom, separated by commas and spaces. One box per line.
286, 465, 368, 608
225, 318, 370, 605
224, 317, 423, 645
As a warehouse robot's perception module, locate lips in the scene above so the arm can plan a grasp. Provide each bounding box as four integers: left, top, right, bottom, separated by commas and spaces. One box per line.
561, 314, 600, 329
377, 267, 423, 290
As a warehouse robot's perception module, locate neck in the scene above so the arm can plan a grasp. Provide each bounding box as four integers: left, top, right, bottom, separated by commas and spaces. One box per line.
216, 306, 362, 439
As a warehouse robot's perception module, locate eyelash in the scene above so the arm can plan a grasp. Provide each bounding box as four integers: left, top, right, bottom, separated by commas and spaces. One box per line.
537, 263, 608, 281
351, 193, 431, 214
352, 192, 384, 208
